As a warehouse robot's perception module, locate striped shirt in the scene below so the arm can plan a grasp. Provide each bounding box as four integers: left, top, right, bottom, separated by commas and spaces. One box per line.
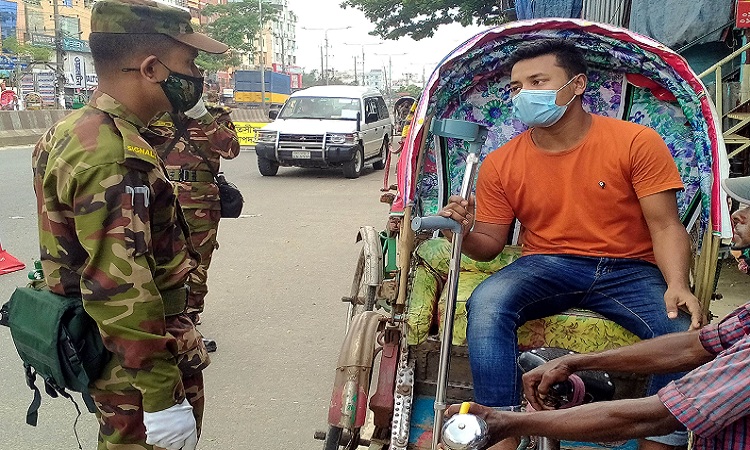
658, 303, 750, 450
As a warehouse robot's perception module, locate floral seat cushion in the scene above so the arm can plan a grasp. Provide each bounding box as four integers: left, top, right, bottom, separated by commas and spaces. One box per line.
406, 238, 641, 351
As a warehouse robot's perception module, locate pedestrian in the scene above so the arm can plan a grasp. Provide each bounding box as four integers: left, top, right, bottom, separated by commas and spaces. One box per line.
149, 101, 241, 351
31, 0, 227, 448
438, 39, 703, 450
444, 175, 750, 448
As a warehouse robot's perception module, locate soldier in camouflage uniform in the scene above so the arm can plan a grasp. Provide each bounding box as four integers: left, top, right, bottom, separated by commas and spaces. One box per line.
31, 0, 228, 449
149, 103, 240, 342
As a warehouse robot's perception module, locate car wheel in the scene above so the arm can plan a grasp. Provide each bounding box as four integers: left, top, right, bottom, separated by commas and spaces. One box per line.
372, 137, 388, 170
257, 156, 279, 176
342, 146, 363, 179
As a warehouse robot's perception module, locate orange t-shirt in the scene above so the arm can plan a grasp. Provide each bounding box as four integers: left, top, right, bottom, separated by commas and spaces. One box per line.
475, 114, 683, 263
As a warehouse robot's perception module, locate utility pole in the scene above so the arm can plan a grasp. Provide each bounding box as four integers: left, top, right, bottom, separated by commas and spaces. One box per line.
343, 42, 381, 88
374, 52, 407, 100
320, 45, 325, 84
324, 30, 329, 85
52, 0, 65, 108
280, 33, 287, 73
353, 56, 358, 85
301, 26, 352, 86
258, 0, 266, 113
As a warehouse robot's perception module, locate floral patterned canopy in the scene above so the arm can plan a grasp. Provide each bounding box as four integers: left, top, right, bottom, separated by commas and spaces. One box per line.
396, 18, 731, 241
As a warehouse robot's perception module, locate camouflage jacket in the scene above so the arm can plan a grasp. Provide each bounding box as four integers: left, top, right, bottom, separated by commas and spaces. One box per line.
149, 109, 240, 210
32, 91, 200, 413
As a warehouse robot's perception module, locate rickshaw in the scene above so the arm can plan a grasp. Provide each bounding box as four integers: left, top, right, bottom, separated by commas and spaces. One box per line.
317, 18, 731, 450
394, 96, 417, 135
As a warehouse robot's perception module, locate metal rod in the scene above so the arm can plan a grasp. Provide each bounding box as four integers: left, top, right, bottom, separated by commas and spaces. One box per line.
699, 41, 750, 79
431, 148, 482, 450
259, 0, 266, 112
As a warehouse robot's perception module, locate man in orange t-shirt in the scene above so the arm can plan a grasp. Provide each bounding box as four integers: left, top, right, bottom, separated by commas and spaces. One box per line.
439, 39, 704, 450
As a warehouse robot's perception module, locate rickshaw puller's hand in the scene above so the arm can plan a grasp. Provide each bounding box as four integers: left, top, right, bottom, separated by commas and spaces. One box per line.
522, 357, 576, 412
444, 402, 509, 446
663, 286, 705, 330
438, 194, 476, 236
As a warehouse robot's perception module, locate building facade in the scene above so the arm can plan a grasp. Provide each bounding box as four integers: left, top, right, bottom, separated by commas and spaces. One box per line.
364, 69, 384, 92
247, 0, 296, 71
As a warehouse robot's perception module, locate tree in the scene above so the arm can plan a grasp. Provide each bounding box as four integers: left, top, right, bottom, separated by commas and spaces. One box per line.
340, 0, 514, 40
2, 37, 52, 62
301, 70, 354, 88
200, 0, 280, 64
396, 84, 422, 99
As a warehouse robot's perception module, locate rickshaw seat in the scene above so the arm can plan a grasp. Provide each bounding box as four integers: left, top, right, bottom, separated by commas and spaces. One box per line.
406, 238, 642, 354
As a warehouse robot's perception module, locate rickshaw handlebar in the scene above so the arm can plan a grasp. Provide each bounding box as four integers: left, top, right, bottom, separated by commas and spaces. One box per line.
411, 216, 462, 234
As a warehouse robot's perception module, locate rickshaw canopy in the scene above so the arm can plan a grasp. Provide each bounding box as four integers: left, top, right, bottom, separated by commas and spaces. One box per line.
397, 18, 731, 243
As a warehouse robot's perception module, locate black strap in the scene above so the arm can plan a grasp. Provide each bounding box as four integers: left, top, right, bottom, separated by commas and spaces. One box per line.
59, 389, 84, 450
159, 118, 188, 161
24, 365, 42, 426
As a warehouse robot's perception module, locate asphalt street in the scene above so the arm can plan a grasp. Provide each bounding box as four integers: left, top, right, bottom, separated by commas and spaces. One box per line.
0, 144, 388, 449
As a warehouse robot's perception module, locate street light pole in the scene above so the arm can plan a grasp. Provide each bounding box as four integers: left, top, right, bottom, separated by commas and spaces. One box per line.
258, 0, 266, 113
374, 52, 407, 99
343, 42, 381, 86
324, 29, 329, 85
52, 0, 65, 108
301, 26, 352, 86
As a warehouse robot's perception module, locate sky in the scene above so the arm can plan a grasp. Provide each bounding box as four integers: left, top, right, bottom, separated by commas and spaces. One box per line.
287, 0, 487, 82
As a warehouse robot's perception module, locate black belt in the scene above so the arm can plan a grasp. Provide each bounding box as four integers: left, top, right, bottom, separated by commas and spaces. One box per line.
160, 286, 189, 316
166, 169, 215, 183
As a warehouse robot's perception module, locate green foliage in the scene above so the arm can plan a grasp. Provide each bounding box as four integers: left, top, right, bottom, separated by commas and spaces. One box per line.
200, 0, 280, 58
340, 0, 512, 40
396, 84, 422, 99
301, 69, 356, 88
2, 37, 52, 62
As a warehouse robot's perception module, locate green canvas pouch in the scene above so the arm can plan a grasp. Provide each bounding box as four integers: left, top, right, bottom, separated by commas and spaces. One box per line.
1, 286, 110, 427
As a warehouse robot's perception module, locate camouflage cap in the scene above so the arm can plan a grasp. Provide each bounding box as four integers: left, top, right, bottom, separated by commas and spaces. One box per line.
91, 0, 228, 54
206, 103, 231, 115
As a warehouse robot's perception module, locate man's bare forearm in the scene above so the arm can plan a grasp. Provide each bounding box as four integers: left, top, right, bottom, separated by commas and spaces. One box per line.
561, 331, 713, 375
494, 397, 682, 442
651, 224, 692, 288
445, 229, 506, 261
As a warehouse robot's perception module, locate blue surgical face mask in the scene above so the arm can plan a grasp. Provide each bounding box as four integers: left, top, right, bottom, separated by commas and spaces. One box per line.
511, 75, 580, 128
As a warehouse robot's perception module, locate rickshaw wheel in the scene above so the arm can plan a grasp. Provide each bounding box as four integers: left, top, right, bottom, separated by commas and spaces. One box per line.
346, 247, 378, 332
323, 425, 361, 450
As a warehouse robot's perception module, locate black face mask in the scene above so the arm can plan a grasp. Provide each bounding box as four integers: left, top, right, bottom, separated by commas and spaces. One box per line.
121, 60, 205, 113
156, 59, 204, 113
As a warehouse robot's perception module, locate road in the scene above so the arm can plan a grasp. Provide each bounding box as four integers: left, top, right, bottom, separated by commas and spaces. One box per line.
0, 145, 389, 449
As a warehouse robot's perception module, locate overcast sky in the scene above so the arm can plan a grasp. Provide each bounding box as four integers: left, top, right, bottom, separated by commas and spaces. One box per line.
287, 0, 486, 81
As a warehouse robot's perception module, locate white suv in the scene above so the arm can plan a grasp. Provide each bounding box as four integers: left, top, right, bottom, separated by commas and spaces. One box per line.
255, 85, 393, 178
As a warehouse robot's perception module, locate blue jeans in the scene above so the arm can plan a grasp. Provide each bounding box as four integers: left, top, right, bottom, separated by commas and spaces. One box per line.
466, 254, 692, 407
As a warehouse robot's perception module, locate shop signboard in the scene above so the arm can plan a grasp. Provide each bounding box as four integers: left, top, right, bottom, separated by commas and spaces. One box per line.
738, 0, 750, 27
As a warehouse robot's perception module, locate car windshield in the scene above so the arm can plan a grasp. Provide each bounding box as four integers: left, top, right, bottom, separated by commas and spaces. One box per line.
278, 97, 361, 120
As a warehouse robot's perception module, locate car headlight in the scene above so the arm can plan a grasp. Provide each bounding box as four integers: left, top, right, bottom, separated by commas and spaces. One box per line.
257, 130, 277, 143
328, 133, 358, 145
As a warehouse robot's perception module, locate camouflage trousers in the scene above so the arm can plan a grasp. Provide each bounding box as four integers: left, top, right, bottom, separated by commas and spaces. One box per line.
183, 208, 221, 314
90, 314, 210, 449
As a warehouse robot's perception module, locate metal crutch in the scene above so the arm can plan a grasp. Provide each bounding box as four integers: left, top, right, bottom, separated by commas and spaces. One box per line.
411, 118, 488, 450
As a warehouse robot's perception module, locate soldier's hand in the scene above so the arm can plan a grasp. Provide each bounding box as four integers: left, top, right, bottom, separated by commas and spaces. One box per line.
438, 194, 476, 237
143, 399, 198, 450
